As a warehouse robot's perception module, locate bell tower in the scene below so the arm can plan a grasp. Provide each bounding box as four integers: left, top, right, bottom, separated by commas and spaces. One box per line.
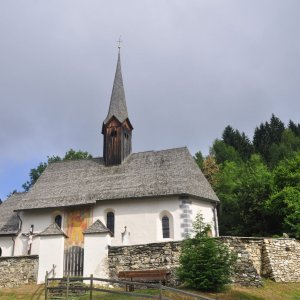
102, 49, 133, 166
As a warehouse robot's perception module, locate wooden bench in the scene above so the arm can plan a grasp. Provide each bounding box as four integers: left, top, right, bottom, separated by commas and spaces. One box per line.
118, 269, 170, 291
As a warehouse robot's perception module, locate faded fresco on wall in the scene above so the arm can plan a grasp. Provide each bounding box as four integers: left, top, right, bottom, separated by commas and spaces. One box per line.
64, 206, 92, 248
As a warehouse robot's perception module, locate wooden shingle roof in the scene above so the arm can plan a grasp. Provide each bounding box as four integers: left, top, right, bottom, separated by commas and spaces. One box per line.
0, 193, 23, 235
104, 51, 128, 124
15, 147, 219, 211
38, 223, 68, 237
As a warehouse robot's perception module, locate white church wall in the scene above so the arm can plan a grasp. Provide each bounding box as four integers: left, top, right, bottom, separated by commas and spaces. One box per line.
21, 209, 56, 233
93, 197, 181, 246
191, 200, 217, 236
37, 235, 65, 283
84, 233, 111, 278
10, 196, 218, 258
14, 234, 27, 256
14, 209, 64, 256
0, 237, 13, 256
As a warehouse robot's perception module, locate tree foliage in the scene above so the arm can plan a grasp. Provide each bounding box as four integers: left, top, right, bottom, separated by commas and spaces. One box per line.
211, 140, 240, 164
22, 149, 92, 191
253, 114, 285, 165
177, 213, 236, 292
215, 155, 273, 236
194, 151, 204, 169
222, 126, 254, 160
196, 114, 300, 237
200, 156, 219, 186
266, 152, 300, 238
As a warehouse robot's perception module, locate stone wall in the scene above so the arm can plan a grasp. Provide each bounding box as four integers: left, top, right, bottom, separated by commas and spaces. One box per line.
262, 238, 300, 282
108, 242, 181, 285
0, 255, 39, 288
108, 238, 300, 287
219, 237, 263, 286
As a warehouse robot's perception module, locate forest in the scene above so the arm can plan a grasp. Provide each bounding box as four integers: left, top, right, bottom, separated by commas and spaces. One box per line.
195, 114, 300, 238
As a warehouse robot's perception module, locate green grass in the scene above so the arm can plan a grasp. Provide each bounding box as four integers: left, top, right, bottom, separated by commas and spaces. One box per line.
1, 281, 300, 300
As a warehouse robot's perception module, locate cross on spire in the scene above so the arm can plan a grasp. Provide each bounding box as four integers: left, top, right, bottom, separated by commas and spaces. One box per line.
117, 36, 122, 50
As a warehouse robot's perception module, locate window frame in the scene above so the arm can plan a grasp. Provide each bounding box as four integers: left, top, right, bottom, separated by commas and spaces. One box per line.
54, 214, 62, 228
162, 215, 170, 239
106, 211, 115, 237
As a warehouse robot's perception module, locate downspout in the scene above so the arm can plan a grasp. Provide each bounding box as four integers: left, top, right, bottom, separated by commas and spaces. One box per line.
213, 203, 219, 237
11, 236, 15, 256
11, 212, 23, 256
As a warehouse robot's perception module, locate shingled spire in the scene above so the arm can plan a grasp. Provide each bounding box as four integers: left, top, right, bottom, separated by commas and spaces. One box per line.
104, 51, 128, 124
102, 49, 133, 166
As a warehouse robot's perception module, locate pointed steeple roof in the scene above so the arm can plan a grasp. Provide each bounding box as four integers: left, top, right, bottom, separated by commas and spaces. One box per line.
104, 51, 129, 124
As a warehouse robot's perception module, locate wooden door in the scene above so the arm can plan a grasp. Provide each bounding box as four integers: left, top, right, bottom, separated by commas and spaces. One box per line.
64, 246, 84, 277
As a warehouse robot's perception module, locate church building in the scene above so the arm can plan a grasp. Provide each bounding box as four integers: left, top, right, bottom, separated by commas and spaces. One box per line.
0, 50, 219, 283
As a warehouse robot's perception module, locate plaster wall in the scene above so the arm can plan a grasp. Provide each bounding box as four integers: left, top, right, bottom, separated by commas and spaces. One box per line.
14, 209, 65, 256
84, 233, 111, 278
191, 200, 217, 236
0, 237, 13, 256
37, 235, 65, 283
10, 196, 216, 255
93, 197, 215, 246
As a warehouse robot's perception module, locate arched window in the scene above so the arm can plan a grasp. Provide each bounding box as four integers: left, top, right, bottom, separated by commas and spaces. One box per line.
55, 215, 62, 228
162, 216, 170, 238
0, 247, 2, 257
107, 212, 115, 237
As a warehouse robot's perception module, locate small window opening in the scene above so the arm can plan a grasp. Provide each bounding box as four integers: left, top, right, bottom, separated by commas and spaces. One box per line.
0, 247, 2, 257
55, 215, 62, 228
162, 216, 170, 238
111, 130, 117, 137
107, 212, 115, 237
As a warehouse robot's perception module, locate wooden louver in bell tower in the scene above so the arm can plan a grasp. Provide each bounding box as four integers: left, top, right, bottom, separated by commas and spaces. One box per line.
102, 51, 133, 166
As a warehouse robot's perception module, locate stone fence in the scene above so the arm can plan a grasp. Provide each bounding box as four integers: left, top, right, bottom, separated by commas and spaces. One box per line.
108, 237, 300, 287
0, 255, 39, 288
108, 241, 181, 285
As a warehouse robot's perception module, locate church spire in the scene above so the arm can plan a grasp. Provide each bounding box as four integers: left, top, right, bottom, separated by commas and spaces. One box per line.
102, 47, 133, 166
103, 50, 128, 124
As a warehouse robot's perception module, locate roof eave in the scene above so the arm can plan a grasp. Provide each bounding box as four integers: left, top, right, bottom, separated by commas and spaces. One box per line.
14, 193, 219, 212
0, 232, 18, 237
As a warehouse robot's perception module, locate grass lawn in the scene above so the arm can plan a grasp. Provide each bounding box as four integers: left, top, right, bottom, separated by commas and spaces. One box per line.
0, 280, 300, 300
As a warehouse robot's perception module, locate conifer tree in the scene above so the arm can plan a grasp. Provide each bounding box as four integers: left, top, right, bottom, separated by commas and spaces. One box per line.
177, 213, 236, 292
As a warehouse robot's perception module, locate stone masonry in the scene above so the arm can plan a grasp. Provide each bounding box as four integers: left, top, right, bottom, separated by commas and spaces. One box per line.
108, 237, 300, 287
262, 238, 300, 282
108, 242, 181, 285
0, 255, 39, 288
219, 237, 264, 287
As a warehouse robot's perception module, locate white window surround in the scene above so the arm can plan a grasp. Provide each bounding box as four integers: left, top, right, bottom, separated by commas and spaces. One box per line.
51, 210, 64, 227
158, 211, 174, 240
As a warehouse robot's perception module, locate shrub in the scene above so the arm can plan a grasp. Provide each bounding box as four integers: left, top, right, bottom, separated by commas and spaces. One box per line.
177, 213, 236, 292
